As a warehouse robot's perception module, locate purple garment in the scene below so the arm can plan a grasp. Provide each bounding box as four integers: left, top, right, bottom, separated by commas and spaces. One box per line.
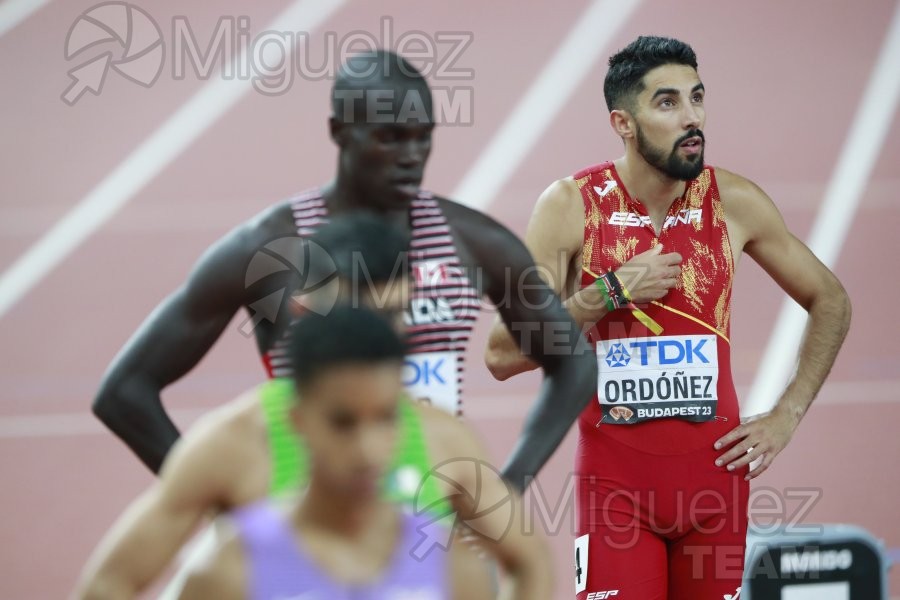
231, 501, 448, 600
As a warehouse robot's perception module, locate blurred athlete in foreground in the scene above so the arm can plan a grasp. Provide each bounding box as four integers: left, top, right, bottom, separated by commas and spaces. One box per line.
177, 307, 550, 599
76, 218, 546, 599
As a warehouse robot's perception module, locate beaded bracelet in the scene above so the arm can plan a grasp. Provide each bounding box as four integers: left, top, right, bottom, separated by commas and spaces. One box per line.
593, 275, 617, 312
589, 268, 663, 335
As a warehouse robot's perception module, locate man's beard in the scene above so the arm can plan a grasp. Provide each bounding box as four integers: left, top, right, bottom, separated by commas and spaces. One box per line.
636, 125, 705, 181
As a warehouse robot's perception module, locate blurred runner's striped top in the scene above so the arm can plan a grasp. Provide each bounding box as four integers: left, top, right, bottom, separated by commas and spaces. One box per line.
262, 189, 480, 417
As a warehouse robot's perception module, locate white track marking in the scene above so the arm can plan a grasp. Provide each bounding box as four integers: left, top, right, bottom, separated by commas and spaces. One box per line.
0, 0, 347, 320
0, 0, 51, 38
451, 0, 643, 209
743, 2, 900, 417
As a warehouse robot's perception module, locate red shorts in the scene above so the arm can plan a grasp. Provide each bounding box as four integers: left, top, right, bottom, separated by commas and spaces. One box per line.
574, 419, 749, 600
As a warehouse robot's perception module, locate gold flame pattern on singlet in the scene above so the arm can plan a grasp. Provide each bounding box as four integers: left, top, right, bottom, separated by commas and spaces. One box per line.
579, 174, 601, 267
685, 169, 711, 233
604, 236, 641, 269
577, 164, 734, 341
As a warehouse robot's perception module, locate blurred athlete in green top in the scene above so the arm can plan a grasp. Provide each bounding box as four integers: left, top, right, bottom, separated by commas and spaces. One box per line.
76, 215, 539, 599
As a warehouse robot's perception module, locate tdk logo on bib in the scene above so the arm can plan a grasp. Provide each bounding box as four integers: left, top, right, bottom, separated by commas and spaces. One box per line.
606, 338, 711, 367
402, 352, 459, 416
404, 357, 446, 386
597, 335, 719, 423
604, 343, 631, 367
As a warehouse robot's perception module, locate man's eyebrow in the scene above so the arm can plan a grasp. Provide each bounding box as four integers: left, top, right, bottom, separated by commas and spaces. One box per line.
651, 83, 705, 100
651, 87, 679, 100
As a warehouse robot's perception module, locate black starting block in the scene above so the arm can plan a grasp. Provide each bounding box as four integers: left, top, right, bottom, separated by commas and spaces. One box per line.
741, 523, 891, 599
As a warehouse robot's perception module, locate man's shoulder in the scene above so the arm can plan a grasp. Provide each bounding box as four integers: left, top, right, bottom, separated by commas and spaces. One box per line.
573, 160, 615, 180
236, 186, 329, 243
430, 195, 512, 246
207, 194, 319, 286
430, 194, 491, 223
414, 402, 479, 459
709, 166, 762, 199
200, 200, 298, 273
183, 387, 267, 456
239, 198, 302, 244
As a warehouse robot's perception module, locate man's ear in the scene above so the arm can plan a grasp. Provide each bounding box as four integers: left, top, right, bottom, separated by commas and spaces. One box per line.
610, 108, 636, 141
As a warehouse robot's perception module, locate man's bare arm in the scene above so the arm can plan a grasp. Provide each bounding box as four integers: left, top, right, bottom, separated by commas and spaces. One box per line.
484, 179, 681, 380
177, 531, 245, 600
714, 169, 851, 478
75, 404, 250, 599
424, 408, 553, 600
446, 198, 597, 491
92, 205, 292, 472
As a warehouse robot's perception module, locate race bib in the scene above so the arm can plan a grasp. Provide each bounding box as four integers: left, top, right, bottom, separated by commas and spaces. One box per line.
402, 352, 459, 415
596, 334, 718, 424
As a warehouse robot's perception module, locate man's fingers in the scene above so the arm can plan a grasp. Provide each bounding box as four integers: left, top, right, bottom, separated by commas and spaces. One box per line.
715, 440, 753, 467
661, 252, 683, 265
746, 456, 771, 481
724, 445, 761, 471
714, 426, 745, 450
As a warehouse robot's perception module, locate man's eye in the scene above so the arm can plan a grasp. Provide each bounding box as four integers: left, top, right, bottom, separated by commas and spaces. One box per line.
376, 130, 399, 143
330, 415, 355, 431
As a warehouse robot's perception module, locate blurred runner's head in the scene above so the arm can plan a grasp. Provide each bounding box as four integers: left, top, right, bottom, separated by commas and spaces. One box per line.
296, 213, 412, 331
287, 306, 406, 500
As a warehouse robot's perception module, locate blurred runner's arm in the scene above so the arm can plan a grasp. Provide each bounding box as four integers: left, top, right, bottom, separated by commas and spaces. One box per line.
92, 210, 284, 473
432, 413, 553, 600
484, 180, 586, 379
74, 409, 241, 599
177, 532, 245, 600
449, 199, 596, 492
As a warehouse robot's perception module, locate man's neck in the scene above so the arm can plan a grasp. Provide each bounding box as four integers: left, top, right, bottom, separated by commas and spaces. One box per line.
322, 176, 370, 213
293, 478, 389, 537
324, 166, 410, 223
614, 150, 687, 215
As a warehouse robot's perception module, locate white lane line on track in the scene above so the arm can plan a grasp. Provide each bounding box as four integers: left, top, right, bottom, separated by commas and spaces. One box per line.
3, 382, 899, 439
743, 2, 900, 417
0, 0, 636, 317
0, 0, 51, 38
451, 0, 643, 210
0, 407, 209, 439
0, 0, 347, 320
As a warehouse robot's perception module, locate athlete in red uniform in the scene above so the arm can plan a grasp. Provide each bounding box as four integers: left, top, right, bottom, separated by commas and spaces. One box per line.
486, 36, 851, 599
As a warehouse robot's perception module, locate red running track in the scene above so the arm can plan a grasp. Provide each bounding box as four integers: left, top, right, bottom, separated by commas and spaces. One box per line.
1, 1, 898, 598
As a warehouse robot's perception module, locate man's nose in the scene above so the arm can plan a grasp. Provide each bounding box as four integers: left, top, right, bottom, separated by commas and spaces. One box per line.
397, 139, 427, 166
682, 102, 701, 130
